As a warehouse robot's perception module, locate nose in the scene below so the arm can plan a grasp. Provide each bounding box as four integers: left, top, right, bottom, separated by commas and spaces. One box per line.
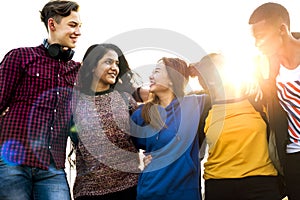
255, 40, 260, 48
75, 26, 81, 36
110, 62, 119, 70
149, 73, 154, 81
255, 38, 265, 49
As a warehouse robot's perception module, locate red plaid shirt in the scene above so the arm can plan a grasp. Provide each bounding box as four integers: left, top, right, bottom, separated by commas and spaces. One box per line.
0, 44, 80, 169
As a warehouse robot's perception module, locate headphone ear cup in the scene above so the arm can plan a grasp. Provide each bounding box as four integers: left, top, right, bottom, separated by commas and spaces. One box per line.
61, 49, 74, 61
43, 39, 74, 61
48, 44, 62, 59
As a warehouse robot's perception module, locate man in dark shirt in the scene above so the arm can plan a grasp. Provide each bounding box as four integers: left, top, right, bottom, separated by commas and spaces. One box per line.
0, 1, 82, 199
249, 2, 300, 200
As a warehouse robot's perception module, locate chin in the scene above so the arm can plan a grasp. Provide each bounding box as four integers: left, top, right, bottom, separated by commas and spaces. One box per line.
109, 80, 117, 85
259, 48, 276, 57
68, 44, 76, 49
66, 41, 76, 49
149, 86, 155, 93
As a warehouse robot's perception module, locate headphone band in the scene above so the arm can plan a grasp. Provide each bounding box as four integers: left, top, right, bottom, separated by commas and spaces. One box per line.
42, 39, 74, 61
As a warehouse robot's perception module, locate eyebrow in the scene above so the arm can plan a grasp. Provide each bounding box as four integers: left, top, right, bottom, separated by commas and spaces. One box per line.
106, 58, 118, 62
69, 20, 82, 26
104, 58, 119, 64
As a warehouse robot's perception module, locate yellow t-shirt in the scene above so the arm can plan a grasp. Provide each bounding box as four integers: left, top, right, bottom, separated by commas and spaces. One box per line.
203, 99, 277, 180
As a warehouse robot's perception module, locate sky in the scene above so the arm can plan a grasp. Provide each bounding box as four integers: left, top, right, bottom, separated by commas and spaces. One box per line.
1, 0, 299, 89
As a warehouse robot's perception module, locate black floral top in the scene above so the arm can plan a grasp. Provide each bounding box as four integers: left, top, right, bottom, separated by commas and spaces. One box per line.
72, 89, 139, 198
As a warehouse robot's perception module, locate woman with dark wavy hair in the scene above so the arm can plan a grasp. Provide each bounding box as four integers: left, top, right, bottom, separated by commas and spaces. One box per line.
72, 43, 142, 200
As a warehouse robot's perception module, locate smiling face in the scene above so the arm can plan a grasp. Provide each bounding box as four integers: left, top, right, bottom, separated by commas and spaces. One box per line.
250, 19, 283, 57
49, 11, 82, 49
149, 61, 172, 94
92, 50, 119, 91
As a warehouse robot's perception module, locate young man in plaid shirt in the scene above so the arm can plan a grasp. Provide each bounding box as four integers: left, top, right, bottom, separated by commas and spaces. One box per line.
0, 1, 82, 199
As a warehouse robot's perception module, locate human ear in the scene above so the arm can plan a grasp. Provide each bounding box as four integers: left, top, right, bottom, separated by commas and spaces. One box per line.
48, 18, 56, 31
280, 23, 289, 35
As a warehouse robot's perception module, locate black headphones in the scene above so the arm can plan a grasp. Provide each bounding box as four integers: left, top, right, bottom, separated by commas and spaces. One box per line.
43, 39, 74, 61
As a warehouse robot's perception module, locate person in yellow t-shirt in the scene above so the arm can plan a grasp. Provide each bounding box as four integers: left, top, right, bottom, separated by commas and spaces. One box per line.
190, 53, 281, 200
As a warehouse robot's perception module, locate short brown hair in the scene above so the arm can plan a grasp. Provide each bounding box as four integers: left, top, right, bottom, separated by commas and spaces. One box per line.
40, 0, 80, 31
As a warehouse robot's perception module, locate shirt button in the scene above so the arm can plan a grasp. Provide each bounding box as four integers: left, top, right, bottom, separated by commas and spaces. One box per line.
54, 109, 57, 113
56, 91, 60, 95
36, 73, 40, 77
50, 127, 54, 131
49, 146, 52, 149
57, 74, 60, 78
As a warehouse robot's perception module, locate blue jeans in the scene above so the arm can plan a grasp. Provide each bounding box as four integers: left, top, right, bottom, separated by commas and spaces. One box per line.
0, 158, 71, 200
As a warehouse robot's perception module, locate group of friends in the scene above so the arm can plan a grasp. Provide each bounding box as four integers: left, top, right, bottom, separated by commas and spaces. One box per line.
0, 1, 299, 200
